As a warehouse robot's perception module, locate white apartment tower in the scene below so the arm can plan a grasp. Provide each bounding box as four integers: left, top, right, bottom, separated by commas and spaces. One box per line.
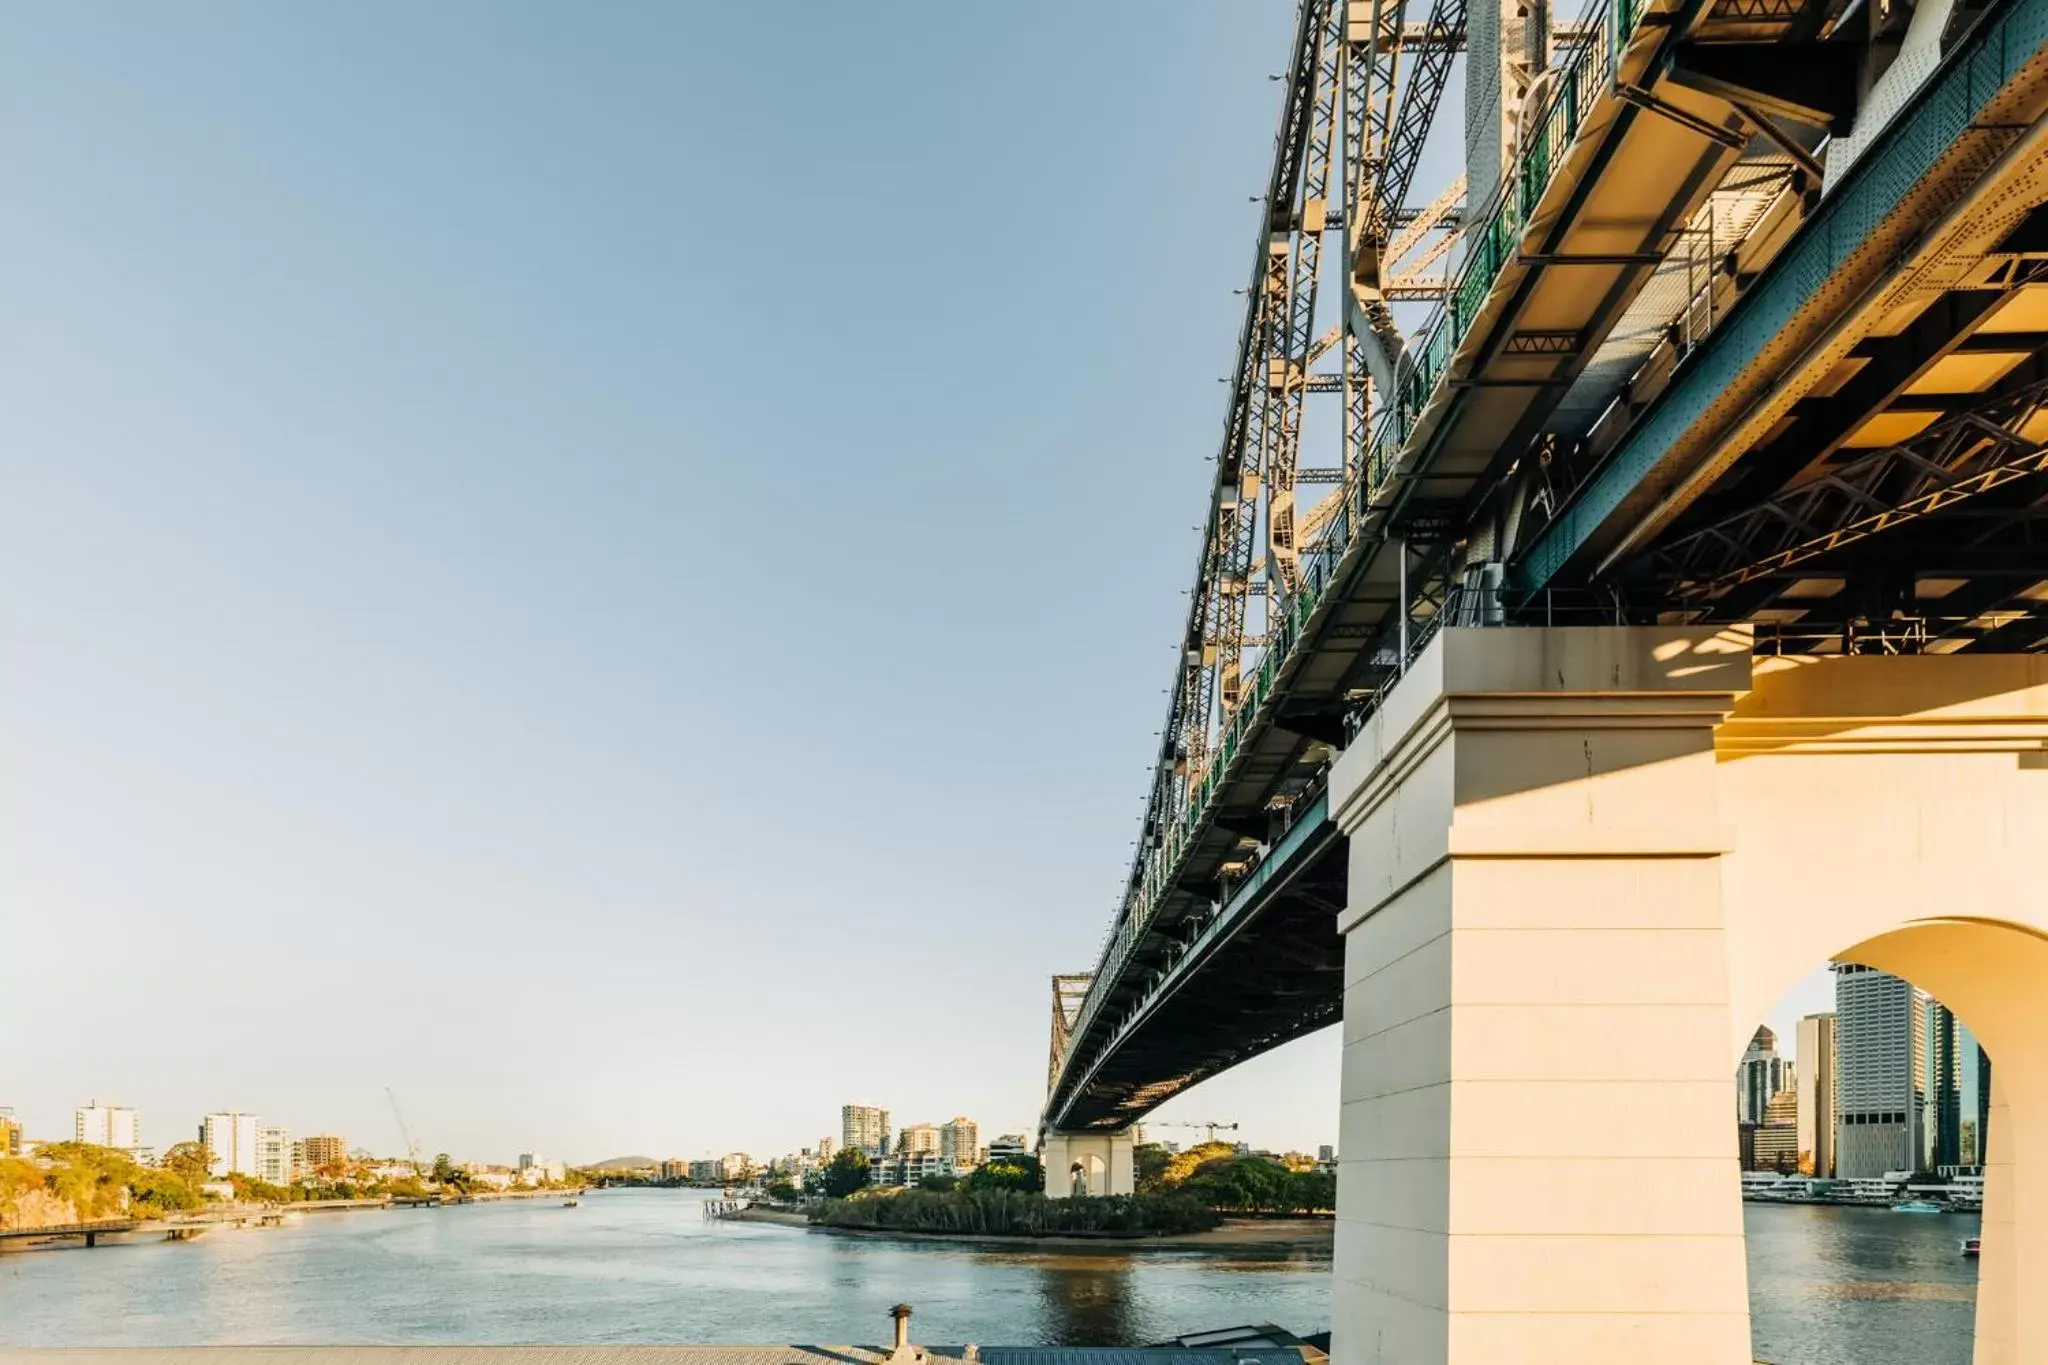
1833, 965, 1929, 1177
75, 1101, 140, 1150
256, 1124, 295, 1185
899, 1123, 940, 1156
841, 1104, 891, 1157
202, 1112, 264, 1178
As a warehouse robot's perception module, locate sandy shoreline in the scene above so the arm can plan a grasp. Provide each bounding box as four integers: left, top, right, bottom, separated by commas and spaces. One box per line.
727, 1207, 1332, 1250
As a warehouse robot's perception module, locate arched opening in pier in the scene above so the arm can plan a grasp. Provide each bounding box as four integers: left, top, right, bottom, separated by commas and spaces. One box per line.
1738, 919, 2046, 1365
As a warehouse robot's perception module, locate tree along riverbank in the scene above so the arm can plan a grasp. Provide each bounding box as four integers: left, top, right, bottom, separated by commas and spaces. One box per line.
813, 1188, 1221, 1237
730, 1202, 1332, 1249
0, 1182, 590, 1252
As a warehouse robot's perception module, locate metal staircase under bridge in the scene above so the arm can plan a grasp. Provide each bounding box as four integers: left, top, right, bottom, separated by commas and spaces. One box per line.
1045, 0, 2048, 1133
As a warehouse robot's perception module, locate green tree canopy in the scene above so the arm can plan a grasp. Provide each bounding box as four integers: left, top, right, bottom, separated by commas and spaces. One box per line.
161, 1142, 211, 1184
812, 1147, 872, 1198
1133, 1142, 1172, 1194
963, 1156, 1043, 1194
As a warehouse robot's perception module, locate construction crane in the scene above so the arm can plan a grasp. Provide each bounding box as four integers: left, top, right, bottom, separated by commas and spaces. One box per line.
385, 1087, 425, 1176
1155, 1120, 1240, 1144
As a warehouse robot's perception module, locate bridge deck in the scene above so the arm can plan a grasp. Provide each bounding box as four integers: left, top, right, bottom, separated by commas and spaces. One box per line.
1048, 0, 2048, 1131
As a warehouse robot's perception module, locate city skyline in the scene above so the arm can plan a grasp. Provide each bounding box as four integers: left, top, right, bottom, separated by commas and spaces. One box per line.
0, 0, 1344, 1166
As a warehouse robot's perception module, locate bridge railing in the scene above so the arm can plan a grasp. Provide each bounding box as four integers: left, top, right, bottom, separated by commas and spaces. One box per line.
1059, 0, 1652, 1105
1369, 0, 1625, 489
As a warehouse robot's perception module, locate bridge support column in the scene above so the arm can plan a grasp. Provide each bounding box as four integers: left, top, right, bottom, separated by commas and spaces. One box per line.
1040, 1130, 1135, 1199
1327, 627, 1754, 1365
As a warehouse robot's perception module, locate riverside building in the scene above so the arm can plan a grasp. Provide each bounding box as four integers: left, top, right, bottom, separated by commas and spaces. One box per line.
1834, 965, 1929, 1178
939, 1117, 979, 1166
75, 1100, 140, 1151
299, 1134, 346, 1171
868, 1151, 957, 1188
1736, 1028, 1793, 1126
201, 1112, 263, 1178
841, 1104, 890, 1157
1796, 1013, 1837, 1177
257, 1124, 295, 1185
987, 1134, 1029, 1162
1752, 1089, 1800, 1171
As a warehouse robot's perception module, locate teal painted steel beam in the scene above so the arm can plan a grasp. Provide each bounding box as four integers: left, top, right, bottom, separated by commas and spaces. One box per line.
1514, 0, 2048, 594
1045, 794, 1335, 1129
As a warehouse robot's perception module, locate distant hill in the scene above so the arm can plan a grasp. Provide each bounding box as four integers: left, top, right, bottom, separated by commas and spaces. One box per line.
586, 1155, 660, 1171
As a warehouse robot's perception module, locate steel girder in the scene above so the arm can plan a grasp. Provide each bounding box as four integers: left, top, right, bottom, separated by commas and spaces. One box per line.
1655, 377, 2048, 603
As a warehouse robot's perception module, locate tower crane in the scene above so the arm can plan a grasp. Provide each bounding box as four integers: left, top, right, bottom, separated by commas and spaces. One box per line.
1155, 1120, 1240, 1144
385, 1087, 425, 1176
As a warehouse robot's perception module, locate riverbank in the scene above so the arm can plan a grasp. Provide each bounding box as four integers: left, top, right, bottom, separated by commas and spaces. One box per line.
729, 1206, 1332, 1250
0, 1187, 590, 1253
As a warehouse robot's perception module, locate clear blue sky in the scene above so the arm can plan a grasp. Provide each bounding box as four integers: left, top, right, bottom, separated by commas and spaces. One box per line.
0, 3, 1830, 1166
0, 0, 1356, 1164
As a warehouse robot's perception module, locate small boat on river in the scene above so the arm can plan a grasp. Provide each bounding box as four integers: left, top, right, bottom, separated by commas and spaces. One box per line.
1893, 1199, 1945, 1213
1961, 1237, 1981, 1256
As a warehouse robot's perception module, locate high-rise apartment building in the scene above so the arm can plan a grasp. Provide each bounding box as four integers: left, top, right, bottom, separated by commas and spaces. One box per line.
1963, 1030, 1993, 1167
299, 1134, 347, 1172
1927, 999, 1964, 1169
201, 1112, 264, 1178
1796, 1013, 1837, 1177
818, 1136, 836, 1162
0, 1107, 21, 1157
1753, 1088, 1800, 1171
987, 1134, 1029, 1162
841, 1104, 891, 1157
257, 1125, 295, 1185
939, 1117, 980, 1165
1834, 965, 1929, 1177
75, 1100, 141, 1150
899, 1123, 940, 1156
1735, 1028, 1793, 1126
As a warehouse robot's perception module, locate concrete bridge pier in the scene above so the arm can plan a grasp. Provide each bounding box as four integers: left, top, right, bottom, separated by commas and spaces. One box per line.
1326, 626, 2048, 1365
1041, 1130, 1135, 1198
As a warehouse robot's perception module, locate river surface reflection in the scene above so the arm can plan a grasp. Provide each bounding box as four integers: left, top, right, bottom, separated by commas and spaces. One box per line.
0, 1189, 1329, 1347
0, 1191, 1980, 1359
1747, 1203, 1978, 1365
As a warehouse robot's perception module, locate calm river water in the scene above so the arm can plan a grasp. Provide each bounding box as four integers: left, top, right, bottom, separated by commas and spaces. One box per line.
0, 1190, 1979, 1360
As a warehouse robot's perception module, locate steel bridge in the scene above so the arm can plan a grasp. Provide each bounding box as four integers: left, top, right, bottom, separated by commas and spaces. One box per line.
1045, 0, 2048, 1134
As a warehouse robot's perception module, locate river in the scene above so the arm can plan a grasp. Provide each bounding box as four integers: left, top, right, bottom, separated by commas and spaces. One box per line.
0, 1190, 1979, 1360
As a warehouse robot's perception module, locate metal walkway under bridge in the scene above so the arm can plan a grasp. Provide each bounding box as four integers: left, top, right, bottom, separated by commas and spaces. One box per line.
1046, 0, 2048, 1132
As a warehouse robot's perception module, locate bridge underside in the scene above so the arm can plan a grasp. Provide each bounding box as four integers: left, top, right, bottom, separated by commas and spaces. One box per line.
1055, 816, 1345, 1133
1049, 0, 2048, 1142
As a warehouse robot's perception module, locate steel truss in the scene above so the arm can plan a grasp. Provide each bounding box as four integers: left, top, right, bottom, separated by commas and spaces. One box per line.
1656, 377, 2048, 601
1046, 974, 1093, 1095
1110, 0, 1472, 1043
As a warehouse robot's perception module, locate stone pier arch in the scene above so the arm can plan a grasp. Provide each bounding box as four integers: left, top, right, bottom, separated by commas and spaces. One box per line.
1327, 628, 2048, 1365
